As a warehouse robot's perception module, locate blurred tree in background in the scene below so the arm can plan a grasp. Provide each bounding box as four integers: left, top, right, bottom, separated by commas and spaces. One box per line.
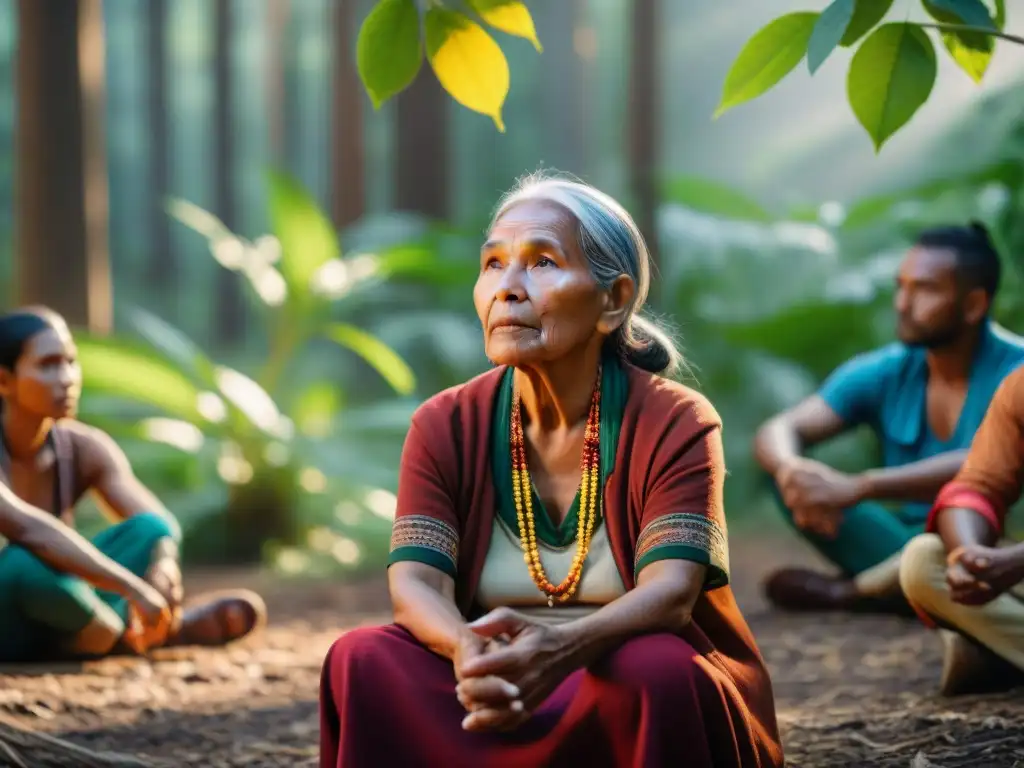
1, 0, 1022, 572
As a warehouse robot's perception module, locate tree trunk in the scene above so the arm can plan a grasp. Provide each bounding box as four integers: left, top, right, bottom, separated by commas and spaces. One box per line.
266, 0, 290, 163
394, 69, 448, 219
541, 0, 586, 175
331, 0, 365, 230
145, 0, 174, 306
15, 0, 111, 333
627, 0, 659, 263
212, 0, 246, 346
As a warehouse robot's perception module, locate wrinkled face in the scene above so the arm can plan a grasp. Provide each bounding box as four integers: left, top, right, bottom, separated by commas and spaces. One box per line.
474, 200, 614, 368
894, 246, 976, 348
0, 326, 81, 419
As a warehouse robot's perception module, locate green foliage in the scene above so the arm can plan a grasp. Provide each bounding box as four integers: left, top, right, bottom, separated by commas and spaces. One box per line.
717, 0, 1019, 151
658, 87, 1024, 501
924, 0, 1001, 82
848, 24, 937, 151
841, 0, 894, 46
926, 0, 996, 30
78, 171, 434, 565
808, 0, 856, 73
267, 170, 341, 310
357, 0, 422, 109
323, 323, 416, 396
660, 176, 773, 222
355, 0, 541, 129
714, 13, 819, 117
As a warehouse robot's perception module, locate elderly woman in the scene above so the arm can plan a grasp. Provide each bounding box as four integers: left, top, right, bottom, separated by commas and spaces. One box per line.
319, 176, 783, 767
0, 307, 265, 661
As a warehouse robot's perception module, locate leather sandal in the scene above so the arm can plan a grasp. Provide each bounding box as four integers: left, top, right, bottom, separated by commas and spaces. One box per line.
164, 589, 267, 648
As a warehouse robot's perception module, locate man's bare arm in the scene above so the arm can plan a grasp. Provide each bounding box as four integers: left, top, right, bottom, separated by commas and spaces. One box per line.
859, 450, 968, 504
753, 395, 849, 475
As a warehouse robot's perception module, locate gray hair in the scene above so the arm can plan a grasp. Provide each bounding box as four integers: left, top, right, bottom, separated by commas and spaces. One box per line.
490, 173, 683, 376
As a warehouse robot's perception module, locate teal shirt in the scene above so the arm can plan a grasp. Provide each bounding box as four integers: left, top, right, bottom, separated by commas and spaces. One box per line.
818, 321, 1024, 523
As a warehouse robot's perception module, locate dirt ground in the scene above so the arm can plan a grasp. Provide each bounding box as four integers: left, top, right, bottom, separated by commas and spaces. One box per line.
2, 530, 1023, 768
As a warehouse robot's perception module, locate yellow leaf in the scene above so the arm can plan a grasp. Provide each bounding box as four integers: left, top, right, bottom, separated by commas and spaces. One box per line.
468, 0, 542, 52
425, 7, 510, 131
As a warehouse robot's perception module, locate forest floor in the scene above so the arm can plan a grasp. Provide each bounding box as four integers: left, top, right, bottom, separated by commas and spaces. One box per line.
1, 529, 1023, 768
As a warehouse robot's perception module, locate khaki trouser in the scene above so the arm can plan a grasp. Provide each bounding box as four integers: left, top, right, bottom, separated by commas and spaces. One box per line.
899, 533, 1024, 671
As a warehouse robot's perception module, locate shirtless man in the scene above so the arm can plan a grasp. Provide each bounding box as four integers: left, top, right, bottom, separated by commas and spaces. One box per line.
754, 223, 1024, 613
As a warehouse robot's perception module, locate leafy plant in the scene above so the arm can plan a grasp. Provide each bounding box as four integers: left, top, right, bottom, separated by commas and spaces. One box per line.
356, 0, 541, 130
716, 0, 1019, 150
75, 171, 429, 565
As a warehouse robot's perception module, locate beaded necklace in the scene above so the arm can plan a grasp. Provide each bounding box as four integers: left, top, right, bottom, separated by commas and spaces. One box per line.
510, 367, 601, 607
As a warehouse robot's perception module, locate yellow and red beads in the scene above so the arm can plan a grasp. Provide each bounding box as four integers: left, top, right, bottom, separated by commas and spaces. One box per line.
511, 369, 601, 605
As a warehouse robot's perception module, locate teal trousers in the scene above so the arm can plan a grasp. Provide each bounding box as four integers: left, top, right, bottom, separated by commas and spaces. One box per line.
0, 512, 179, 662
771, 486, 924, 576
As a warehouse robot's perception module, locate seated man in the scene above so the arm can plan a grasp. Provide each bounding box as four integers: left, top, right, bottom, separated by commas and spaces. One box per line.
754, 223, 1024, 613
900, 365, 1024, 695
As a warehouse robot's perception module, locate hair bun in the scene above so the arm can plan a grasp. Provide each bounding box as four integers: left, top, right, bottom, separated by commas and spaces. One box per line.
969, 220, 992, 241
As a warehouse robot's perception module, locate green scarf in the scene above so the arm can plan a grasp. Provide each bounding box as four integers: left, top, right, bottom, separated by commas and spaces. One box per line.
490, 351, 628, 548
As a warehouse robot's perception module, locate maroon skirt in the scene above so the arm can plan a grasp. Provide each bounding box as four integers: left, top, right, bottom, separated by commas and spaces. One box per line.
319, 624, 780, 768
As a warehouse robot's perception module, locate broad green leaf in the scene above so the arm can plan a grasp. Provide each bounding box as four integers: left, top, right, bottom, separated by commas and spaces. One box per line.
468, 0, 542, 51
808, 0, 856, 73
356, 0, 422, 108
661, 176, 772, 222
923, 1, 996, 82
126, 306, 219, 387
267, 170, 340, 304
77, 335, 209, 424
847, 23, 937, 151
425, 7, 510, 131
840, 0, 894, 46
715, 13, 819, 117
925, 0, 996, 29
324, 323, 416, 396
213, 366, 289, 439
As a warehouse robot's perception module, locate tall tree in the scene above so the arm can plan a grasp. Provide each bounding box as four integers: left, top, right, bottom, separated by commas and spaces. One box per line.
266, 0, 290, 162
627, 0, 659, 262
145, 0, 175, 306
331, 0, 365, 229
394, 70, 448, 219
15, 0, 111, 332
212, 0, 246, 345
541, 0, 586, 175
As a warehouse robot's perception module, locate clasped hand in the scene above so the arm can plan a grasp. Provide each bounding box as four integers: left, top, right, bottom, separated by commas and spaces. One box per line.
776, 457, 864, 539
454, 607, 575, 733
946, 543, 1024, 606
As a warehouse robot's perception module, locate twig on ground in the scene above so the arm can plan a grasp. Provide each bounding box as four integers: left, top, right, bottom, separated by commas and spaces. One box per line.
0, 719, 157, 768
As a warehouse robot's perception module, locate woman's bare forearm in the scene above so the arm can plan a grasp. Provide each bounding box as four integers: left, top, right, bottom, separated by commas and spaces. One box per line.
557, 560, 704, 667
389, 563, 470, 660
0, 485, 145, 598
